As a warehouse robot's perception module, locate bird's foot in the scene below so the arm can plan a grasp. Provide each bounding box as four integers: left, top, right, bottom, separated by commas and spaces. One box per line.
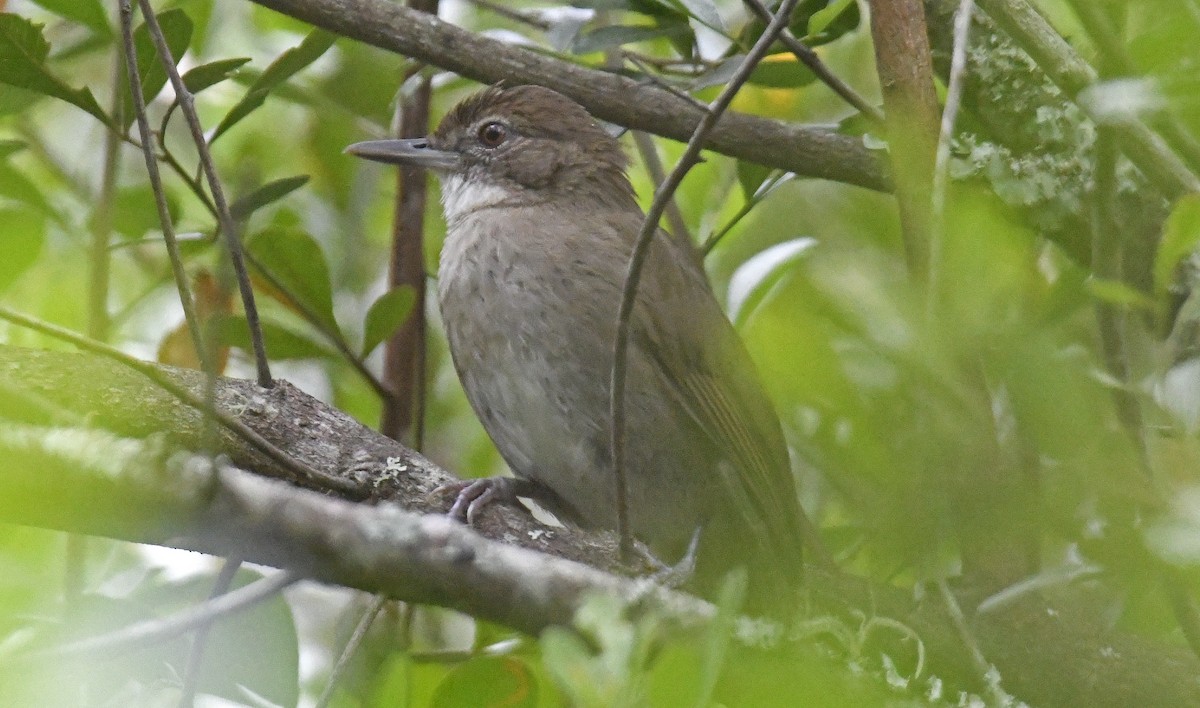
433, 476, 540, 526
637, 527, 702, 589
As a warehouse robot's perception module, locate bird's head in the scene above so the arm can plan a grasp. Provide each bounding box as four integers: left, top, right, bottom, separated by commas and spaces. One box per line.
347, 84, 636, 218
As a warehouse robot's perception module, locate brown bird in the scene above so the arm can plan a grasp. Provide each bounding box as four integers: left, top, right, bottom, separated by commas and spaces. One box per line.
348, 84, 817, 606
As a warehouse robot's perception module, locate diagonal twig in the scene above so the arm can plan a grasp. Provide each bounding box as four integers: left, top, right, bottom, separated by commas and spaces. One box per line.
314, 594, 390, 708
118, 0, 213, 378
742, 0, 884, 125
26, 570, 299, 662
0, 305, 362, 497
135, 0, 274, 388
608, 0, 801, 556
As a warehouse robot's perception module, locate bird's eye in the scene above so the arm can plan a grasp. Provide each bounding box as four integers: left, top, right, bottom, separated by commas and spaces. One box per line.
477, 121, 507, 148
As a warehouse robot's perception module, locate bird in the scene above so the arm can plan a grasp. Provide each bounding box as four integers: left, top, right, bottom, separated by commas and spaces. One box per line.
347, 84, 818, 607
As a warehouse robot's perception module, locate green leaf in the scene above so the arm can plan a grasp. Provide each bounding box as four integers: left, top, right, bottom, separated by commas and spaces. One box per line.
431, 656, 538, 708
572, 23, 688, 54
728, 238, 817, 324
1086, 277, 1155, 310
672, 0, 724, 33
0, 206, 45, 292
0, 162, 56, 218
807, 0, 857, 39
212, 314, 335, 360
112, 185, 180, 239
361, 286, 416, 358
123, 9, 193, 128
246, 227, 337, 330
211, 29, 335, 143
142, 568, 300, 707
182, 56, 251, 93
736, 160, 772, 201
0, 139, 25, 157
0, 14, 108, 125
1155, 194, 1200, 300
230, 175, 309, 221
27, 0, 109, 35
747, 58, 817, 88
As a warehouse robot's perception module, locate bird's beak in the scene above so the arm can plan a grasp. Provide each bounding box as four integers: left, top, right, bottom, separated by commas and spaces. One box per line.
344, 138, 460, 171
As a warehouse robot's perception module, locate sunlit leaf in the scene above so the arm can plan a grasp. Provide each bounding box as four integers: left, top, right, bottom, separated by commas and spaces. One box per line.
747, 56, 816, 88
181, 56, 251, 93
246, 227, 337, 330
545, 9, 591, 53
230, 175, 309, 221
0, 206, 44, 292
807, 0, 857, 38
728, 238, 817, 323
0, 14, 108, 125
0, 162, 55, 218
26, 0, 108, 35
1086, 277, 1155, 310
112, 185, 181, 239
1154, 194, 1200, 300
672, 0, 724, 32
431, 656, 538, 708
361, 286, 416, 358
211, 28, 335, 143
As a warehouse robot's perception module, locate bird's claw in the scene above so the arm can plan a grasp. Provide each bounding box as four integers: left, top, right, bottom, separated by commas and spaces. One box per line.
433, 477, 520, 526
638, 526, 702, 589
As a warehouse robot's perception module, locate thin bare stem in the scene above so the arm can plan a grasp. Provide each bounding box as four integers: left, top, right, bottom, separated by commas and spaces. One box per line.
314, 595, 390, 708
135, 0, 273, 388
927, 0, 974, 315
620, 53, 711, 113
700, 171, 789, 255
243, 252, 393, 400
741, 0, 884, 125
938, 580, 1010, 703
30, 571, 299, 661
631, 131, 691, 243
608, 0, 800, 556
0, 305, 363, 497
176, 558, 243, 708
118, 0, 212, 377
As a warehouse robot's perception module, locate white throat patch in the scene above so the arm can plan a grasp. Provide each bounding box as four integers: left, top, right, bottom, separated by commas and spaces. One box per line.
440, 174, 516, 222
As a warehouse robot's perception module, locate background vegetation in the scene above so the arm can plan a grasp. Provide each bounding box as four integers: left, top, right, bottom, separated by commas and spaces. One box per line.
1, 0, 1200, 705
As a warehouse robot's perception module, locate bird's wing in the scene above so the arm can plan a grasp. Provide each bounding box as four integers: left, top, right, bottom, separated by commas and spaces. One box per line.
632, 228, 806, 565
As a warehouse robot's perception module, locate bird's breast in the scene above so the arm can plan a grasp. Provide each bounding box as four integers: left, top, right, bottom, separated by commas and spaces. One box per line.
436, 208, 622, 521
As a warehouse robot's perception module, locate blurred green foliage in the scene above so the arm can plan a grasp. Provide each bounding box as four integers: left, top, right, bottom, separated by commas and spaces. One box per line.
1, 0, 1200, 705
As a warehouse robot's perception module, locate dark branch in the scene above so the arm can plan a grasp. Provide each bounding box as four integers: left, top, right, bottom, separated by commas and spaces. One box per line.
244, 0, 891, 192
1, 344, 1200, 706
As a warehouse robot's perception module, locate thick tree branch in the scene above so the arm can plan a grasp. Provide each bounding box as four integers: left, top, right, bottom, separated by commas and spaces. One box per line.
244, 0, 890, 192
868, 0, 941, 280
973, 0, 1200, 198
0, 422, 709, 637
2, 344, 1200, 706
